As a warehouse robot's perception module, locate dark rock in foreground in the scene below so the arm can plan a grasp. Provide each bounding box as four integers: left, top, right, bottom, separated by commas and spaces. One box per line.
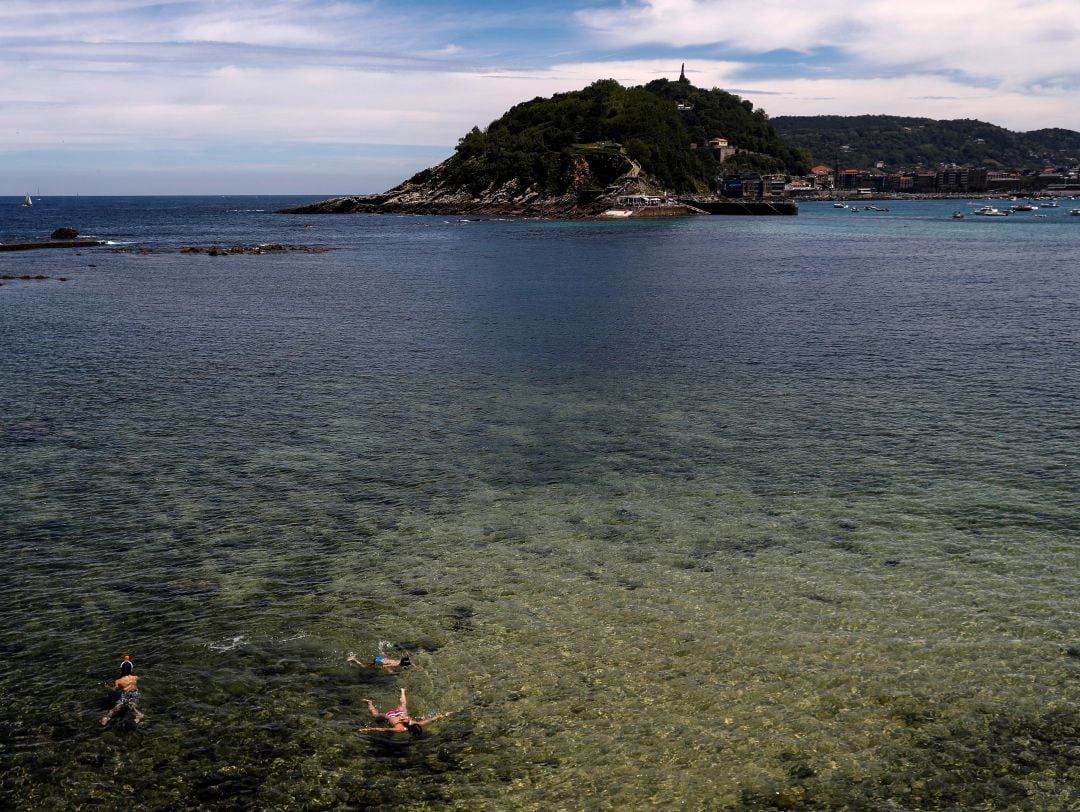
0, 274, 68, 286
51, 227, 80, 239
0, 239, 105, 252
178, 244, 331, 256
111, 244, 331, 256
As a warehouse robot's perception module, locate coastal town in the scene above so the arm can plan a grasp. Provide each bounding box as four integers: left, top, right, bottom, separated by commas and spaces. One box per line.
689, 135, 1080, 202
707, 142, 1080, 201
785, 161, 1080, 200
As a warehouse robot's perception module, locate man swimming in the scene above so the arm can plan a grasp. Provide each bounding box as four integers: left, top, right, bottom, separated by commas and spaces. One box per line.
358, 687, 451, 736
101, 657, 144, 726
348, 647, 412, 674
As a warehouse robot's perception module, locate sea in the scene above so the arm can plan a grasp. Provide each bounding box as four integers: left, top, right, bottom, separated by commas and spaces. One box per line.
1, 195, 1078, 811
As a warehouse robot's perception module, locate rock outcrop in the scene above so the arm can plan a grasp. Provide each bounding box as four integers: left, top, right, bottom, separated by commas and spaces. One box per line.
111, 244, 331, 256
279, 157, 661, 218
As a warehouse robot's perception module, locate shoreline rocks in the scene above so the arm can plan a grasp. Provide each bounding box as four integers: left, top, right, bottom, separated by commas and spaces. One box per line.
0, 239, 105, 252
112, 244, 331, 255
276, 159, 622, 219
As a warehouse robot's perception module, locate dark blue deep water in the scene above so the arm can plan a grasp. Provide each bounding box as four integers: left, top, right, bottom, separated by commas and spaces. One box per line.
2, 196, 1079, 810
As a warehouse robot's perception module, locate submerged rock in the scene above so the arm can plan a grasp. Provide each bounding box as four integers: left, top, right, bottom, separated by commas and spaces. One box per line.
113, 244, 331, 255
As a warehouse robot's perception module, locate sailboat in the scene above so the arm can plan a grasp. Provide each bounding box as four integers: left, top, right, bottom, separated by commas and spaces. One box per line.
22, 193, 32, 207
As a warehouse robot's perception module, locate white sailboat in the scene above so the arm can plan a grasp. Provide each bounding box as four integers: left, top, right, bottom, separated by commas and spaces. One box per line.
22, 193, 32, 207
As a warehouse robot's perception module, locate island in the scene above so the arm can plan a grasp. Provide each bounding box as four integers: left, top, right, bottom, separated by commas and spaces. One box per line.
280, 69, 804, 218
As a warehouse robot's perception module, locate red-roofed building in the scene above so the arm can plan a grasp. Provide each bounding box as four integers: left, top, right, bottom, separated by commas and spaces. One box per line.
708, 137, 735, 162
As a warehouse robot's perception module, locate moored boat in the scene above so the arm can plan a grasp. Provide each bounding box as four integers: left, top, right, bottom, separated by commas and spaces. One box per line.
974, 205, 1010, 216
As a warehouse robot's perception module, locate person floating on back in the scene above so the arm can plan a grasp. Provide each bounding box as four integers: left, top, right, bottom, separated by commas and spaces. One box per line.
358, 687, 451, 736
101, 655, 143, 726
348, 645, 412, 674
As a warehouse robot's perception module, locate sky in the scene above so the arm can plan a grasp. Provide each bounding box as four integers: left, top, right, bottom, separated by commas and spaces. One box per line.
3, 0, 1080, 195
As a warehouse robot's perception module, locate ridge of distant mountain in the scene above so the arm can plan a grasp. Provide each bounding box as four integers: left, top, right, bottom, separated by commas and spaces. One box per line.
771, 114, 1080, 171
281, 76, 810, 216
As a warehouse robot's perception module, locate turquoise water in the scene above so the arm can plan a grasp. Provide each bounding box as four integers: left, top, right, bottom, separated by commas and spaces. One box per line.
2, 198, 1079, 809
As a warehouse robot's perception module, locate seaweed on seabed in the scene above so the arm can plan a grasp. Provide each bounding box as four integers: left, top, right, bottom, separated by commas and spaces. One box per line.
354, 720, 473, 808
741, 705, 1080, 810
193, 769, 264, 804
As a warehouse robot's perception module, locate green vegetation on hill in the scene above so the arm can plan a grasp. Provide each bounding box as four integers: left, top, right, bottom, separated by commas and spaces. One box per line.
432, 78, 808, 197
771, 115, 1080, 171
643, 78, 811, 177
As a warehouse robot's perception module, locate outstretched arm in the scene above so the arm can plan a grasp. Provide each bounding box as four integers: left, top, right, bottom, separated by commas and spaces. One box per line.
358, 726, 398, 733
417, 711, 453, 727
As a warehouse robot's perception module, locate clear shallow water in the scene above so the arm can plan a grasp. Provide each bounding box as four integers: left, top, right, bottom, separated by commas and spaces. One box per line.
2, 197, 1079, 810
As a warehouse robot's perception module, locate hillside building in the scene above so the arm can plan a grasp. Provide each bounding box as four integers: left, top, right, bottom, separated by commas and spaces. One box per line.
708, 137, 736, 162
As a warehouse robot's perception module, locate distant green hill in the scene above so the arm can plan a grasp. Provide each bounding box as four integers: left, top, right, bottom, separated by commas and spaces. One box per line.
438, 77, 809, 196
771, 115, 1080, 171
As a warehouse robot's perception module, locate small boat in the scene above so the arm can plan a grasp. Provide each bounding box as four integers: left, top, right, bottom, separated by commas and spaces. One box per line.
1044, 200, 1058, 208
952, 211, 965, 219
1010, 204, 1037, 211
833, 202, 848, 209
1070, 208, 1080, 216
974, 206, 1010, 217
22, 193, 32, 207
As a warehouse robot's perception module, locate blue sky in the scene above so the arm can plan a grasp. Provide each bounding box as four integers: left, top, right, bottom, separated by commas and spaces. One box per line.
3, 0, 1079, 195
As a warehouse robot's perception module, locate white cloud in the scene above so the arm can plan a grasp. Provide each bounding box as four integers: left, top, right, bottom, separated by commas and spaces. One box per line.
0, 59, 743, 151
0, 0, 377, 48
576, 0, 1080, 91
3, 52, 1078, 163
3, 1, 1079, 193
743, 75, 1079, 133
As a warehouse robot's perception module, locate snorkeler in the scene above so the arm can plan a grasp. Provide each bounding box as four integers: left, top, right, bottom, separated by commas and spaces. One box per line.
358, 687, 451, 736
100, 655, 143, 726
348, 646, 411, 674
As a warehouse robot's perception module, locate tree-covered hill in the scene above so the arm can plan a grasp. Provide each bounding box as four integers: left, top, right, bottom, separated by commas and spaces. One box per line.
282, 76, 811, 215
771, 115, 1080, 171
432, 77, 807, 197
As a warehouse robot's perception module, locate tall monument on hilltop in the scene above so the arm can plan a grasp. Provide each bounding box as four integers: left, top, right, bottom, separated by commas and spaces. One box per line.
679, 63, 688, 83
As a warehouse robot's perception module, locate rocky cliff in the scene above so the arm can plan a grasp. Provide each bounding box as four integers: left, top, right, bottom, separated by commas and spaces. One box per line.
280, 151, 663, 218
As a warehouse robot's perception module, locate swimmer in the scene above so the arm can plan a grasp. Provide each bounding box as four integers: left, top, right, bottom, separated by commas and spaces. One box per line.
358, 687, 451, 736
348, 647, 411, 674
100, 656, 143, 726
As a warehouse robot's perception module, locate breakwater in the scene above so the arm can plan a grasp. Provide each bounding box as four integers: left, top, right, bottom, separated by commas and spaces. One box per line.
680, 198, 799, 215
